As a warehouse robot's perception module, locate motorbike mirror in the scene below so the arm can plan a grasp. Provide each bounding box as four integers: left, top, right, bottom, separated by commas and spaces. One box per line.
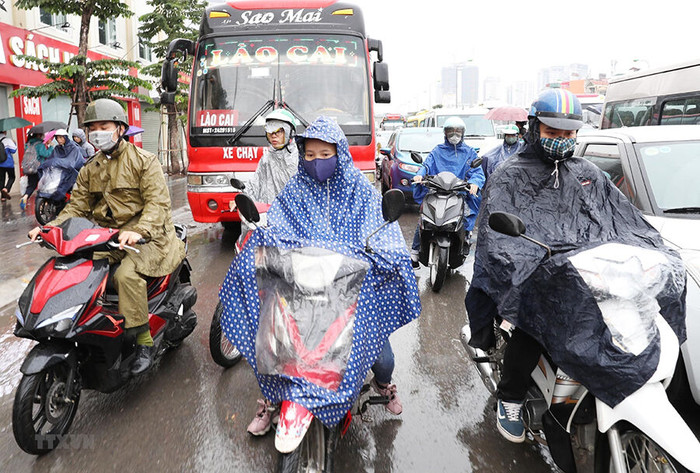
488, 212, 525, 237
234, 194, 260, 223
410, 151, 423, 164
379, 147, 391, 157
230, 178, 246, 190
382, 189, 404, 223
471, 157, 483, 168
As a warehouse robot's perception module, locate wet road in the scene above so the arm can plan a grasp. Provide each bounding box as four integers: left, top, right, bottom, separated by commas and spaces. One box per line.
0, 182, 572, 472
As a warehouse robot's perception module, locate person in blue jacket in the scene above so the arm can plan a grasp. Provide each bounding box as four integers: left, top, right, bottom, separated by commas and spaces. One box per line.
410, 117, 485, 264
0, 130, 18, 201
480, 124, 524, 181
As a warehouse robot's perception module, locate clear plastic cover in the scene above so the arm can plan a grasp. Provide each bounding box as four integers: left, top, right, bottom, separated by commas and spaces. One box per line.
569, 243, 683, 355
38, 167, 63, 196
255, 246, 369, 391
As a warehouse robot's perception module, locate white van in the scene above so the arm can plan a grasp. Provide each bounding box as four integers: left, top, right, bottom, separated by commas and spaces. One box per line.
421, 107, 501, 155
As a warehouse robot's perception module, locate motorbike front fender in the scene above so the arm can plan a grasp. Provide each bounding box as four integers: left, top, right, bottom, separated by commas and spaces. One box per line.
275, 400, 314, 454
20, 342, 76, 375
434, 235, 452, 248
596, 383, 700, 471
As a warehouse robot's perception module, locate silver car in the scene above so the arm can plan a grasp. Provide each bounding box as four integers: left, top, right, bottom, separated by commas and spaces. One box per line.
576, 125, 700, 405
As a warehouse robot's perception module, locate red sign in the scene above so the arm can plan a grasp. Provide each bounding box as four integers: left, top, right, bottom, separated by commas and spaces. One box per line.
196, 109, 239, 127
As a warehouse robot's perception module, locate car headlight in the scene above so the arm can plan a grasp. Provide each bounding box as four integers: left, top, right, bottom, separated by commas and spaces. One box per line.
398, 162, 421, 173
679, 250, 700, 286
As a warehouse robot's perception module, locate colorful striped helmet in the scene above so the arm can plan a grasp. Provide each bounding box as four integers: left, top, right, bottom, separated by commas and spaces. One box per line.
529, 89, 583, 131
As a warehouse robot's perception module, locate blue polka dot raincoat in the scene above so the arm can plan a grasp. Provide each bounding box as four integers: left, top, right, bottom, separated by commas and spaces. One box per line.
219, 117, 421, 427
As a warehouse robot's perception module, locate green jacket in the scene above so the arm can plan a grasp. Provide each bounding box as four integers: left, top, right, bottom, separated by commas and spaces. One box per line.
49, 140, 185, 277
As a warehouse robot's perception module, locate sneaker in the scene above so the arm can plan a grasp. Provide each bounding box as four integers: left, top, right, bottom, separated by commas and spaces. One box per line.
496, 399, 525, 443
247, 399, 273, 436
410, 250, 419, 268
370, 378, 403, 415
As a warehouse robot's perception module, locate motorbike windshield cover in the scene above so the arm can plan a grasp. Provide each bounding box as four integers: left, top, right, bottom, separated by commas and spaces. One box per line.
466, 146, 687, 407
255, 246, 368, 391
220, 117, 421, 427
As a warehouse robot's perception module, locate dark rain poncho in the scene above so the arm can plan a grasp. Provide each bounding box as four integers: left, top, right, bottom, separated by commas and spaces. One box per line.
465, 142, 687, 407
37, 139, 85, 200
219, 117, 421, 426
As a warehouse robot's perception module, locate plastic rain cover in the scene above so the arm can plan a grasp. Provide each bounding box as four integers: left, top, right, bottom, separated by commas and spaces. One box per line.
466, 147, 687, 407
255, 246, 368, 391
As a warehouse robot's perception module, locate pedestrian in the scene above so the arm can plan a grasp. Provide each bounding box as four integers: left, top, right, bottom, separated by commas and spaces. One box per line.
29, 98, 186, 376
220, 116, 421, 436
0, 129, 18, 201
19, 132, 53, 210
71, 129, 96, 159
464, 89, 685, 444
410, 116, 485, 264
480, 124, 524, 181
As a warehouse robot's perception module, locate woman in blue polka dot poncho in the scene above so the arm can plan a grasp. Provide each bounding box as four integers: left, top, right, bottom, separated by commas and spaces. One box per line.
219, 116, 422, 431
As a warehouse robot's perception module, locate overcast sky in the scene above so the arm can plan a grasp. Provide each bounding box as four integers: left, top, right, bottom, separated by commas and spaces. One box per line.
349, 0, 698, 113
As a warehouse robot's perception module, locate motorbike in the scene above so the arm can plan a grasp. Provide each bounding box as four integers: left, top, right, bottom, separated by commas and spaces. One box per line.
414, 157, 481, 292
233, 190, 404, 473
12, 217, 198, 454
34, 166, 73, 225
461, 211, 700, 473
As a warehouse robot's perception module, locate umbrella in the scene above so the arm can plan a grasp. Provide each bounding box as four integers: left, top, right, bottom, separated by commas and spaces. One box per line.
28, 121, 68, 135
43, 129, 58, 144
125, 125, 144, 136
484, 106, 529, 122
0, 116, 32, 131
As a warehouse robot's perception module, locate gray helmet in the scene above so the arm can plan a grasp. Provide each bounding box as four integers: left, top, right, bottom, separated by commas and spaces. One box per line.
83, 98, 129, 127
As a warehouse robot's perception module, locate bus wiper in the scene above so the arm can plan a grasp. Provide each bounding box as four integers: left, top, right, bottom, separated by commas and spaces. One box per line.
662, 207, 700, 214
226, 99, 275, 146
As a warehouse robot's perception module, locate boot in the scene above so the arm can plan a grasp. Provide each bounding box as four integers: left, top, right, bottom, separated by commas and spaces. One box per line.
131, 345, 154, 375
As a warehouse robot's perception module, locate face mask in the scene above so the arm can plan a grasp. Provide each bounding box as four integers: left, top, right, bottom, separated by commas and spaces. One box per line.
89, 129, 119, 152
540, 136, 576, 159
302, 155, 338, 182
447, 134, 462, 145
504, 135, 518, 145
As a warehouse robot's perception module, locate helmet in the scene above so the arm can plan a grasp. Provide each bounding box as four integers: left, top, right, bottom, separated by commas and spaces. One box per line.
443, 116, 466, 132
83, 98, 129, 127
264, 109, 297, 148
528, 89, 583, 131
264, 109, 296, 130
502, 124, 520, 135
53, 128, 70, 137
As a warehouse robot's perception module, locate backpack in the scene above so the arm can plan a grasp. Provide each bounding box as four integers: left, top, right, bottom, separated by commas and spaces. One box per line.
21, 143, 40, 174
0, 139, 7, 165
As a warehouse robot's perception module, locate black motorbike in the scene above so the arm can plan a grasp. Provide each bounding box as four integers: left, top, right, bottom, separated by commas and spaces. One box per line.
12, 217, 197, 454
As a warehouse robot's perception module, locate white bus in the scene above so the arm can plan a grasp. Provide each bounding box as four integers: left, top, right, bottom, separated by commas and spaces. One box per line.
601, 59, 700, 129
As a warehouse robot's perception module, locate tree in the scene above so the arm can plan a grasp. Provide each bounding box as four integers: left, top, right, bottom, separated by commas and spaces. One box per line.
13, 0, 138, 126
139, 0, 206, 174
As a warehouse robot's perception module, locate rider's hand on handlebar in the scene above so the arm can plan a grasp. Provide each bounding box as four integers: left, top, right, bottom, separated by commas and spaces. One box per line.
118, 231, 143, 250
28, 226, 42, 241
412, 175, 423, 184
468, 183, 479, 196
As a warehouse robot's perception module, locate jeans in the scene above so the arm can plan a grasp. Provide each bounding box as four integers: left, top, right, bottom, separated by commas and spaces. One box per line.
497, 328, 543, 402
24, 173, 39, 198
371, 340, 395, 385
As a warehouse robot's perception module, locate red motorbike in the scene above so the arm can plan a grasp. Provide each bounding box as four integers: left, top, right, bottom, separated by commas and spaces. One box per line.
12, 217, 197, 454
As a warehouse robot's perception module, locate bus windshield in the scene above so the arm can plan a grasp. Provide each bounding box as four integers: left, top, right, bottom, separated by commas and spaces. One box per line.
191, 34, 370, 137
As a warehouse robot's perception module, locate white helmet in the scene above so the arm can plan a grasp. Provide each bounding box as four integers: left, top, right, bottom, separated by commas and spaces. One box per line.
443, 116, 466, 144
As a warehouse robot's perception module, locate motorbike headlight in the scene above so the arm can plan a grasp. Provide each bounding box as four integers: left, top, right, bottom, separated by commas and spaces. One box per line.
679, 250, 700, 287
15, 307, 24, 326
36, 304, 82, 333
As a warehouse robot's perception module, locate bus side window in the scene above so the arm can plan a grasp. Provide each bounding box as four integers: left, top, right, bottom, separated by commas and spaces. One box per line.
581, 143, 634, 201
661, 96, 700, 125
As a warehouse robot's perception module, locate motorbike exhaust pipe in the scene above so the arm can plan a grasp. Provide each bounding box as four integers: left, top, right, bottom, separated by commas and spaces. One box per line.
460, 324, 499, 395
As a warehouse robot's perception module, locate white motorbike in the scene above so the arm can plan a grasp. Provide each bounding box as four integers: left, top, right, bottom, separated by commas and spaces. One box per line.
461, 211, 700, 473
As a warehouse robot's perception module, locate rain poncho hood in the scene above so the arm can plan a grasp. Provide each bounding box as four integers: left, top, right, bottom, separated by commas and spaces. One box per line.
413, 138, 485, 230
480, 140, 525, 180
245, 140, 298, 204
219, 116, 421, 426
37, 139, 85, 199
465, 142, 687, 407
71, 129, 96, 159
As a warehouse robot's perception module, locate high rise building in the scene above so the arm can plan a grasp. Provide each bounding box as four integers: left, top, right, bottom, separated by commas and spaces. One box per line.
440, 62, 479, 107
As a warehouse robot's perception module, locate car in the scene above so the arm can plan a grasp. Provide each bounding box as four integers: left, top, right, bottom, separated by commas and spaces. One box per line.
575, 125, 700, 406
378, 127, 444, 202
420, 107, 501, 155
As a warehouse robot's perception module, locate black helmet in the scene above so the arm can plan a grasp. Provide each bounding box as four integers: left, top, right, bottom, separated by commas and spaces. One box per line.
83, 98, 129, 127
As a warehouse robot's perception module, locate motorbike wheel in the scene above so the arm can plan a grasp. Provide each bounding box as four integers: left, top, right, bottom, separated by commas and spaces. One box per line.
209, 301, 242, 368
34, 197, 64, 226
428, 243, 448, 292
594, 423, 689, 473
12, 362, 80, 455
278, 419, 329, 473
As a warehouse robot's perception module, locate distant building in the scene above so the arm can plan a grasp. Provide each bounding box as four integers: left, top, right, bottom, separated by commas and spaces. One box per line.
537, 63, 591, 90
441, 62, 479, 108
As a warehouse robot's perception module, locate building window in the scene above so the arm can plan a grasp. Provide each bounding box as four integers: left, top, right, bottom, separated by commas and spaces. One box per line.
138, 38, 152, 62
39, 9, 67, 29
98, 18, 117, 46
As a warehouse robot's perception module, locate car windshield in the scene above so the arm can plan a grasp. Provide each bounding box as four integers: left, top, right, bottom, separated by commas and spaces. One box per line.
191, 34, 370, 136
397, 131, 444, 153
636, 141, 700, 210
436, 114, 494, 137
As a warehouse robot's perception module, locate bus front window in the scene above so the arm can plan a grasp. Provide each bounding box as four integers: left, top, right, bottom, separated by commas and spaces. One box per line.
192, 34, 370, 137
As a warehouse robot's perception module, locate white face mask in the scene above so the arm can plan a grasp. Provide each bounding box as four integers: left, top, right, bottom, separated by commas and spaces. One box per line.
89, 129, 119, 152
448, 134, 462, 145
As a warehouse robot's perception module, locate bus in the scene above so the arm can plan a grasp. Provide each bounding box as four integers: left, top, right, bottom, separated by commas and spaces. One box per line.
160, 1, 390, 226
601, 59, 700, 129
379, 113, 405, 130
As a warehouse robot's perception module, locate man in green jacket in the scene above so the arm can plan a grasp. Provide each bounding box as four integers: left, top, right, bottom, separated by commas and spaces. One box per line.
29, 98, 186, 375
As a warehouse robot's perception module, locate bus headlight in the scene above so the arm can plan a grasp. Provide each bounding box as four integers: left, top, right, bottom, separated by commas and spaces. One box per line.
187, 175, 203, 186
202, 175, 230, 186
